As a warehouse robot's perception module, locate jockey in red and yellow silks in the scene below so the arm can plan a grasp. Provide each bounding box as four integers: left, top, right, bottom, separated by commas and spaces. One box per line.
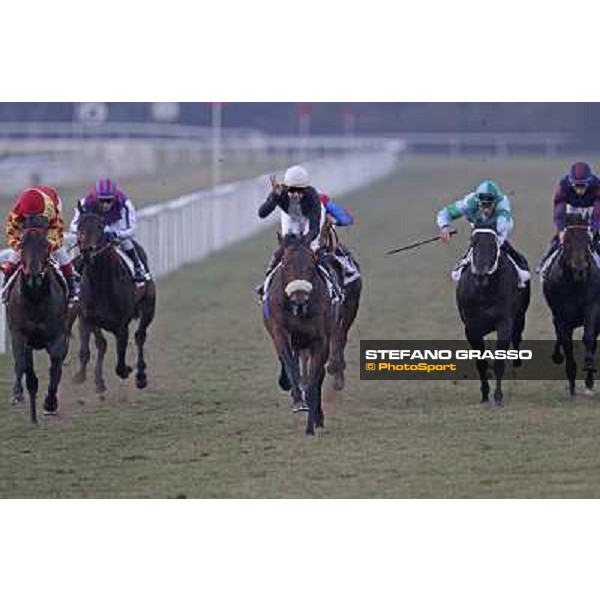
3, 186, 78, 303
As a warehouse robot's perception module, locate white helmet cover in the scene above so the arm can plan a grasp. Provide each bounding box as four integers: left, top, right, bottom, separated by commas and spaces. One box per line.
283, 165, 310, 188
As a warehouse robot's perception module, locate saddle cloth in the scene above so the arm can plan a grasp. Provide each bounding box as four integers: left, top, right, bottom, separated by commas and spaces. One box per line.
335, 248, 361, 285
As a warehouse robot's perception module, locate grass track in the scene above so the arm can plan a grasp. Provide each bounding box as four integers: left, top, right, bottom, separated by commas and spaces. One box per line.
3, 155, 600, 497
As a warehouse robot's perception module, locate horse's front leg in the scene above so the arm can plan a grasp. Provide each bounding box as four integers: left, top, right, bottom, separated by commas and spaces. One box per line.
557, 322, 577, 398
24, 347, 38, 424
11, 334, 26, 407
582, 324, 598, 394
306, 342, 329, 436
73, 317, 91, 384
44, 336, 67, 415
93, 327, 107, 394
115, 326, 132, 380
270, 325, 304, 412
493, 323, 512, 407
466, 329, 489, 403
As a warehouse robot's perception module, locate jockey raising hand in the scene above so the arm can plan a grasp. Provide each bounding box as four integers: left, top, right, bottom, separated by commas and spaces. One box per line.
2, 186, 79, 304
69, 178, 147, 283
256, 165, 343, 301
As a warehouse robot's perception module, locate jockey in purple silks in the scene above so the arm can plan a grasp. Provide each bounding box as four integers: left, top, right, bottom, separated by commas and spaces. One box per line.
69, 178, 147, 283
537, 161, 600, 274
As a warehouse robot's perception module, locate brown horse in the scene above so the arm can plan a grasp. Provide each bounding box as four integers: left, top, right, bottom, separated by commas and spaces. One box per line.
263, 233, 333, 435
73, 212, 156, 395
320, 221, 362, 390
5, 224, 70, 422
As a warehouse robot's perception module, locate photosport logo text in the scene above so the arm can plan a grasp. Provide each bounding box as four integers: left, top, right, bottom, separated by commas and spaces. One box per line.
359, 341, 576, 381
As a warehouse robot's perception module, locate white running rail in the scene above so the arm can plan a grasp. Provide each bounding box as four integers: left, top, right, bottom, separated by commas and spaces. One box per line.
0, 147, 402, 353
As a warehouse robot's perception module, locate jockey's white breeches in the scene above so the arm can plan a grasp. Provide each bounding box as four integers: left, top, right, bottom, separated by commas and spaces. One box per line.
280, 204, 326, 252
119, 237, 134, 251
6, 246, 71, 266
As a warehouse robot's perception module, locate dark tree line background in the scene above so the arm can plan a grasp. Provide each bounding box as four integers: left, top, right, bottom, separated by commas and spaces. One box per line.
1, 103, 599, 148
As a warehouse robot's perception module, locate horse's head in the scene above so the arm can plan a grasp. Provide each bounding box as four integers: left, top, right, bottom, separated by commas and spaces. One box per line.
279, 233, 317, 317
470, 226, 500, 283
20, 220, 50, 286
562, 216, 591, 280
77, 212, 107, 260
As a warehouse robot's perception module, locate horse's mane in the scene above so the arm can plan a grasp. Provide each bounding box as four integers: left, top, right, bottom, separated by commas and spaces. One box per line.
282, 234, 308, 247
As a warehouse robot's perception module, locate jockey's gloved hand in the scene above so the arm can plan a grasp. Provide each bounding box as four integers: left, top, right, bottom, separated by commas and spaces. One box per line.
439, 227, 452, 244
105, 231, 119, 243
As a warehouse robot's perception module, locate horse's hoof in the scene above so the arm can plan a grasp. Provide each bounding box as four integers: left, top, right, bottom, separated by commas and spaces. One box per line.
72, 372, 86, 384
292, 401, 309, 413
305, 429, 315, 437
116, 365, 132, 380
552, 354, 564, 365
136, 375, 148, 390
44, 397, 58, 415
584, 387, 595, 396
43, 408, 58, 416
513, 359, 522, 368
480, 397, 490, 404
95, 382, 107, 394
11, 396, 24, 405
278, 375, 291, 392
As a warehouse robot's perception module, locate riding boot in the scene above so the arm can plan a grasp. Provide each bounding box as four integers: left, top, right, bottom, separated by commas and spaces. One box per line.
2, 262, 18, 285
502, 241, 530, 271
1, 262, 18, 302
64, 273, 79, 305
124, 248, 146, 283
256, 247, 283, 296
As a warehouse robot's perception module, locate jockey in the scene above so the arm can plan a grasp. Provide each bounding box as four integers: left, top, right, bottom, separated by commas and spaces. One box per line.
436, 179, 530, 286
320, 193, 354, 227
69, 178, 147, 284
537, 161, 600, 271
255, 165, 342, 300
2, 186, 79, 303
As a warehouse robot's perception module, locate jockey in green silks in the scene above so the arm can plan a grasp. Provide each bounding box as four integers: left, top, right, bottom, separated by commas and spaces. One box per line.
436, 179, 530, 287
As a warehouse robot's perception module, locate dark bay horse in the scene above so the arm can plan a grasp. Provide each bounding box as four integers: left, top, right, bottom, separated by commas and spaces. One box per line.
73, 212, 156, 394
456, 225, 530, 405
5, 224, 69, 422
320, 221, 362, 390
263, 233, 333, 435
543, 216, 600, 397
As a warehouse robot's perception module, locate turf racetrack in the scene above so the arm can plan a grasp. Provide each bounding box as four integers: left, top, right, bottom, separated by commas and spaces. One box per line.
2, 155, 600, 498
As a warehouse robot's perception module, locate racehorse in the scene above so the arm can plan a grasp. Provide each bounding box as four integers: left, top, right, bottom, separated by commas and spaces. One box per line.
542, 214, 600, 396
73, 212, 156, 394
320, 220, 362, 390
263, 233, 333, 435
456, 223, 530, 405
5, 220, 70, 422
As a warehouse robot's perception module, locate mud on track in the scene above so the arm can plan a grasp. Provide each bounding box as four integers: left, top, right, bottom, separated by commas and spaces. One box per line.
3, 156, 600, 498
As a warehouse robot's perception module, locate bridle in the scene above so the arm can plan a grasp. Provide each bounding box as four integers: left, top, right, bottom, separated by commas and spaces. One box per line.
470, 228, 500, 276
78, 213, 114, 260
